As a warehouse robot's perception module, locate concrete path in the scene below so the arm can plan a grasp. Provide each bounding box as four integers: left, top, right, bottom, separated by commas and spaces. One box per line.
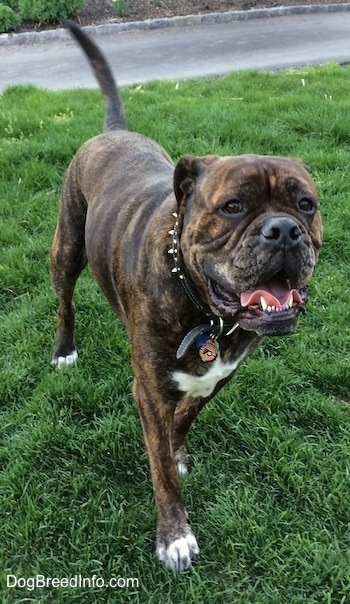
1, 10, 350, 92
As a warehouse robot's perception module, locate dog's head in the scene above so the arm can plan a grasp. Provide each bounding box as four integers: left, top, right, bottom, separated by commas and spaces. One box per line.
173, 154, 323, 336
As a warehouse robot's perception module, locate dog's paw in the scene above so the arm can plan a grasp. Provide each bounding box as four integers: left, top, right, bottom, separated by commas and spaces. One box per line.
156, 531, 199, 572
51, 349, 78, 368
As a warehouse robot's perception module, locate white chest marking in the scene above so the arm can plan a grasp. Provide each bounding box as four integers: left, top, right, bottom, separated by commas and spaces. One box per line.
173, 350, 248, 398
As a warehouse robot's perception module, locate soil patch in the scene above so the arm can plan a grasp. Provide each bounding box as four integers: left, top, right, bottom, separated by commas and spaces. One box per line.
17, 0, 350, 32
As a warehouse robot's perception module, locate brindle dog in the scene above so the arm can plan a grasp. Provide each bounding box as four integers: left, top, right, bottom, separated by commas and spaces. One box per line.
51, 21, 323, 571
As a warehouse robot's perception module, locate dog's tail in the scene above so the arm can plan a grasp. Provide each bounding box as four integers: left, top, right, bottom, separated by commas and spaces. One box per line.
63, 20, 127, 132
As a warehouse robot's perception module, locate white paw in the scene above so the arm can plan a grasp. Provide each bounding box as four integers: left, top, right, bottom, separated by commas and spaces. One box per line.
177, 461, 189, 476
157, 532, 199, 572
51, 349, 78, 368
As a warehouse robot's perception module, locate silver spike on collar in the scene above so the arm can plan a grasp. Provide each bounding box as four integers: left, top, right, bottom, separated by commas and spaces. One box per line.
168, 211, 183, 279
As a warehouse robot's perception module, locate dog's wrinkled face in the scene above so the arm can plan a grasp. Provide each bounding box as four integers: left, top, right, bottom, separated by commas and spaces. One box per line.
174, 154, 323, 336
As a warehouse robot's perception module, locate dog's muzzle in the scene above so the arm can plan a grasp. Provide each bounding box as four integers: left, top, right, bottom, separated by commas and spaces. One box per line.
206, 215, 313, 337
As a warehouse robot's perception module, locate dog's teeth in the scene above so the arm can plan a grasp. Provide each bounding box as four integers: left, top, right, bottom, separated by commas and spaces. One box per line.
267, 305, 272, 313
171, 267, 178, 273
260, 296, 268, 312
168, 229, 175, 235
168, 248, 174, 254
287, 293, 294, 308
172, 212, 178, 218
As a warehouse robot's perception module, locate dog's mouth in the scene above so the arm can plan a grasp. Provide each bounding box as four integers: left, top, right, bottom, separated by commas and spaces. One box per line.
209, 274, 307, 336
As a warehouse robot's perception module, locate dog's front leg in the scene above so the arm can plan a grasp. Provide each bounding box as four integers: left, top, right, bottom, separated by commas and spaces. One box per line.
132, 376, 199, 571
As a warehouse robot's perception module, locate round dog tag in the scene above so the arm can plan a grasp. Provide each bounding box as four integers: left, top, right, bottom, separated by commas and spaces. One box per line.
195, 335, 219, 363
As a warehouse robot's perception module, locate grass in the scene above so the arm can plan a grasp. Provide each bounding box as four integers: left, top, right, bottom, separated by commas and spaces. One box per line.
111, 0, 130, 17
1, 64, 350, 603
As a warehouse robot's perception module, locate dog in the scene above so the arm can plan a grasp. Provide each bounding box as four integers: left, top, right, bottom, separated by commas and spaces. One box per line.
51, 21, 323, 572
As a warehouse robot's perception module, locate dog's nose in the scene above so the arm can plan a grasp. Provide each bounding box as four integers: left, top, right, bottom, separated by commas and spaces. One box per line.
261, 217, 302, 249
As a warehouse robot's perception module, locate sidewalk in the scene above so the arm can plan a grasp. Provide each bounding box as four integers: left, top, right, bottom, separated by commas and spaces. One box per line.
1, 7, 350, 92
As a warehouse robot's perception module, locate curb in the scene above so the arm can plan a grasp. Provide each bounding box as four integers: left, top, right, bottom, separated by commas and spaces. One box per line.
1, 3, 350, 46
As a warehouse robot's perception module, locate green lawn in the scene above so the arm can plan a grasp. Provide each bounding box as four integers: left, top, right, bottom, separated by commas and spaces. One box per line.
1, 64, 350, 603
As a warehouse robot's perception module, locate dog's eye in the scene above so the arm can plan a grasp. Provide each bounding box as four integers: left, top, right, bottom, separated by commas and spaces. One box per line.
298, 197, 316, 214
220, 199, 244, 216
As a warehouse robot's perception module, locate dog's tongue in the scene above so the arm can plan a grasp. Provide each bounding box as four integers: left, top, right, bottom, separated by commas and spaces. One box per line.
240, 280, 302, 308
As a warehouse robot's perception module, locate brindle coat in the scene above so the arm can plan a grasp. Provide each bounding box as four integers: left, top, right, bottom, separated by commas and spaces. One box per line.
51, 21, 323, 571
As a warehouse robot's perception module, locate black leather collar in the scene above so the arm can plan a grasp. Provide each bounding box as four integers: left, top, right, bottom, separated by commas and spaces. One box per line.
168, 211, 238, 359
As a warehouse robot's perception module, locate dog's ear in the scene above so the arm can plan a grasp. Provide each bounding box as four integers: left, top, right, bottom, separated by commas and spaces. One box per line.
174, 155, 218, 215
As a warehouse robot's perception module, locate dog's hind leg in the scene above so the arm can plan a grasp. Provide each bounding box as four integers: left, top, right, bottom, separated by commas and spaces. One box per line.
50, 178, 88, 368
